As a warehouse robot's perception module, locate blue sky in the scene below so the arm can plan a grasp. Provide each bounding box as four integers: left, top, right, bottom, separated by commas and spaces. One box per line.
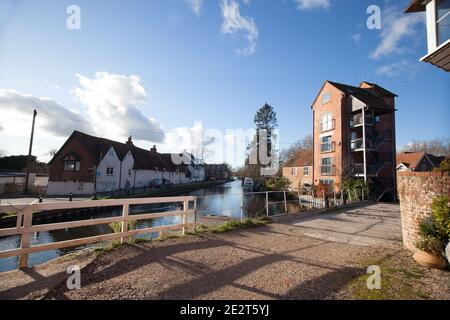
0, 0, 448, 167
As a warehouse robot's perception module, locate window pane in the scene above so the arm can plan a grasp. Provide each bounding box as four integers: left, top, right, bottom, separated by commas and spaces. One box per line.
437, 0, 450, 46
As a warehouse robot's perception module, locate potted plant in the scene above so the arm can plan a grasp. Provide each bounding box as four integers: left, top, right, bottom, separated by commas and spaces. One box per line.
413, 196, 450, 270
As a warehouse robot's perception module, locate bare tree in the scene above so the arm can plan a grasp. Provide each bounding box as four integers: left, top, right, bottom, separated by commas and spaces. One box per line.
401, 138, 450, 156
280, 134, 314, 166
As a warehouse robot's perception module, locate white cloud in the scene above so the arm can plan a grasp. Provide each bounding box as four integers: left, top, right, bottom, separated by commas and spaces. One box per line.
185, 0, 203, 16
72, 72, 165, 143
44, 78, 60, 90
0, 89, 92, 138
294, 0, 331, 10
351, 33, 361, 44
376, 59, 415, 77
221, 0, 259, 56
371, 6, 424, 59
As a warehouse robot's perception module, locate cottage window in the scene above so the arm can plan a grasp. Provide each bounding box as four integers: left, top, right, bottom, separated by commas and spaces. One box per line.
128, 169, 132, 176
291, 167, 298, 176
106, 167, 114, 175
64, 160, 80, 172
109, 150, 114, 157
304, 166, 309, 176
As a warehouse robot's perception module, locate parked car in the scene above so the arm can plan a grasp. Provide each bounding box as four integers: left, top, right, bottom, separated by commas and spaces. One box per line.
243, 177, 254, 189
149, 178, 173, 189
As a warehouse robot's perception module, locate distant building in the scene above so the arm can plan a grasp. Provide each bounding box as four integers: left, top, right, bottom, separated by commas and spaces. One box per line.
0, 155, 49, 194
282, 149, 313, 191
205, 164, 230, 181
163, 151, 206, 182
396, 151, 447, 171
47, 131, 188, 196
311, 81, 397, 202
405, 0, 450, 71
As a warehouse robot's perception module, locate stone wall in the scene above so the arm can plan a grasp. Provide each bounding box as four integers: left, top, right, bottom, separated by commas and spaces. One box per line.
397, 171, 450, 251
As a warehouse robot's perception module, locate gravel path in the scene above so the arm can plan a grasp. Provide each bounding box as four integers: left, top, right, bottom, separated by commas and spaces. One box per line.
0, 203, 448, 300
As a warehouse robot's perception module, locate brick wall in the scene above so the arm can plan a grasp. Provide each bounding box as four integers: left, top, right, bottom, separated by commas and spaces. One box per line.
397, 171, 450, 251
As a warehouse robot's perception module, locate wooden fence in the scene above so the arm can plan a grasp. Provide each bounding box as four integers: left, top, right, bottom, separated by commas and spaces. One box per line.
0, 196, 195, 269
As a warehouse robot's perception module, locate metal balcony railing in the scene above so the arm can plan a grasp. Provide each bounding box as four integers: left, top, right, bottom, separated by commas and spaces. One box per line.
349, 114, 374, 128
320, 142, 336, 153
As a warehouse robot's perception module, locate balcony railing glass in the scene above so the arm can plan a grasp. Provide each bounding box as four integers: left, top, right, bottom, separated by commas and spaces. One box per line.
320, 165, 335, 176
349, 114, 374, 128
320, 119, 336, 132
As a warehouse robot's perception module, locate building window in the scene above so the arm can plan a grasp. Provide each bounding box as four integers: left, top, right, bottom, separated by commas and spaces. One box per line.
321, 136, 333, 152
106, 167, 114, 175
291, 167, 298, 176
78, 182, 84, 190
304, 166, 309, 176
322, 92, 330, 104
321, 158, 333, 175
320, 113, 333, 132
437, 0, 450, 46
375, 115, 381, 123
64, 160, 80, 172
109, 150, 114, 157
128, 169, 132, 176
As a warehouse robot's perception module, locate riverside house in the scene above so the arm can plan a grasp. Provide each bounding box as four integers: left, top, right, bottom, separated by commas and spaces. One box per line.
311, 81, 398, 202
282, 149, 313, 191
47, 131, 189, 196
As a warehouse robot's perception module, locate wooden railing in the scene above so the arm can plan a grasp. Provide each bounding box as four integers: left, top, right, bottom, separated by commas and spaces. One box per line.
0, 196, 196, 269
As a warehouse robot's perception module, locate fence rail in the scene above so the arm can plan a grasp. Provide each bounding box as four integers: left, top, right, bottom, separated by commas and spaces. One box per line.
0, 196, 195, 268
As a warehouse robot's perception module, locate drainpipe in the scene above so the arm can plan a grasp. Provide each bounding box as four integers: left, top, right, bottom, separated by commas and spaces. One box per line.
362, 107, 367, 182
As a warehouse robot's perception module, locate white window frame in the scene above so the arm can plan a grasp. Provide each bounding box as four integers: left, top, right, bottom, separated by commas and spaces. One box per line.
291, 167, 298, 176
322, 92, 331, 104
303, 166, 309, 176
106, 167, 114, 175
320, 113, 333, 132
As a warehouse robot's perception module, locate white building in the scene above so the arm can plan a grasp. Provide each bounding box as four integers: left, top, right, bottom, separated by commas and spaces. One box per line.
406, 0, 450, 71
164, 151, 206, 182
47, 131, 189, 196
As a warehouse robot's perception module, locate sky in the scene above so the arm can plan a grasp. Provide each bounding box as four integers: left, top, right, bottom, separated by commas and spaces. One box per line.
0, 0, 448, 168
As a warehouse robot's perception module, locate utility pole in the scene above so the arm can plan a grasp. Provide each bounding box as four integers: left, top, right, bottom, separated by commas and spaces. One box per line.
24, 109, 37, 194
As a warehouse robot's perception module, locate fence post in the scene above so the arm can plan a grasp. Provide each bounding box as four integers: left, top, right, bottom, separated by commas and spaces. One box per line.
283, 191, 288, 215
182, 200, 188, 235
19, 206, 33, 269
240, 193, 244, 222
266, 192, 269, 217
120, 203, 129, 244
194, 197, 198, 231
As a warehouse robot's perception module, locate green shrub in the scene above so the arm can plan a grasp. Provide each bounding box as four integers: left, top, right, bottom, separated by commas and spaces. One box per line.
416, 195, 450, 257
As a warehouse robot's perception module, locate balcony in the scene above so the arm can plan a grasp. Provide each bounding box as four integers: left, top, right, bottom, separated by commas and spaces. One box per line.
349, 113, 374, 128
320, 165, 335, 176
320, 141, 336, 153
350, 138, 375, 151
320, 119, 336, 132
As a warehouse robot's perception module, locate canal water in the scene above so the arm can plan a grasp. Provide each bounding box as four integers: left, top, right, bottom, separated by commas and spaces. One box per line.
0, 180, 301, 272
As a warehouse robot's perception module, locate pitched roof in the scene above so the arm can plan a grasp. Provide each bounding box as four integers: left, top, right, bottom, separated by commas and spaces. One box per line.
284, 149, 313, 167
360, 81, 398, 97
54, 131, 179, 171
396, 152, 429, 170
327, 81, 393, 111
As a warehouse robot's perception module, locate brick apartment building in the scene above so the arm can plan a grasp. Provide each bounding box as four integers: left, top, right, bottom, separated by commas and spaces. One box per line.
311, 81, 397, 202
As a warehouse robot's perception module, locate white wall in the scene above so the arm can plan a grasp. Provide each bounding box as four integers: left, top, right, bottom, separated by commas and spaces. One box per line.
96, 147, 122, 192
47, 181, 94, 196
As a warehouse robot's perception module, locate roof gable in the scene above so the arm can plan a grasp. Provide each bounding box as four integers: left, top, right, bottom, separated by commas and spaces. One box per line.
284, 149, 313, 167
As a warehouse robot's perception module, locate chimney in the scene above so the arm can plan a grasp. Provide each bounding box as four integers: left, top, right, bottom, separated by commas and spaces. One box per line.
126, 136, 133, 145
150, 145, 157, 152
